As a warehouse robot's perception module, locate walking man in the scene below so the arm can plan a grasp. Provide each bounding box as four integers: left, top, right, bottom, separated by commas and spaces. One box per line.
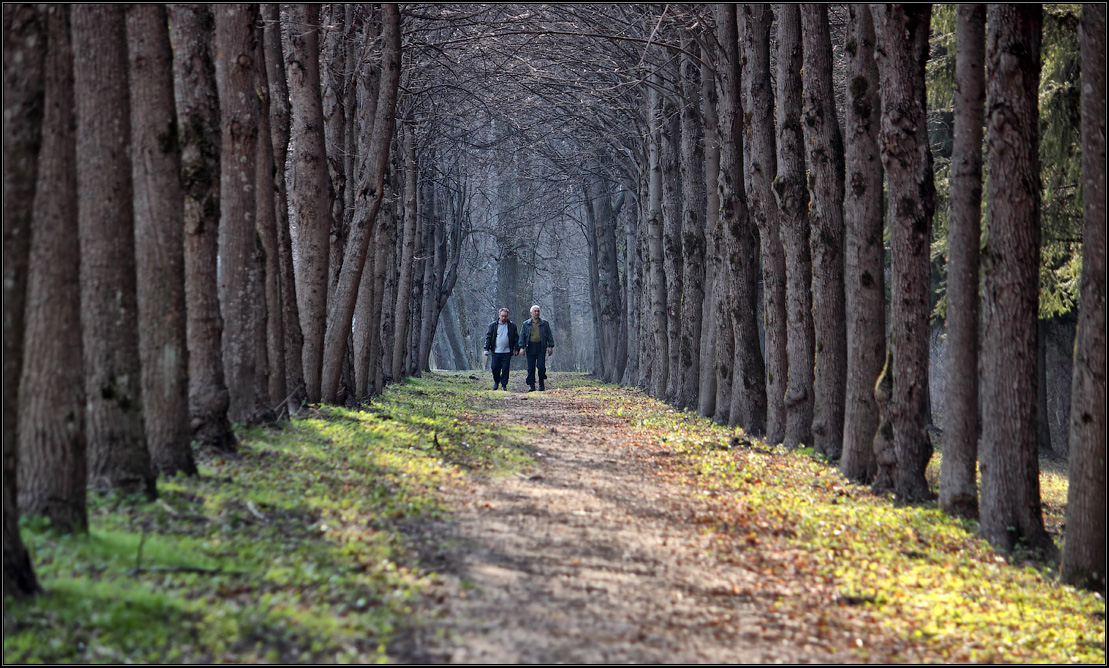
517, 304, 555, 392
484, 308, 518, 390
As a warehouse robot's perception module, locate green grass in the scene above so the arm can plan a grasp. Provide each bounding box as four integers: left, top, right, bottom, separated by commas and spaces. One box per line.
4, 373, 533, 664
577, 383, 1105, 663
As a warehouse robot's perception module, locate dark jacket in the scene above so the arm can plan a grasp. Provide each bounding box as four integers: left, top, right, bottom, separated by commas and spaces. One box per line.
485, 319, 518, 353
517, 318, 555, 350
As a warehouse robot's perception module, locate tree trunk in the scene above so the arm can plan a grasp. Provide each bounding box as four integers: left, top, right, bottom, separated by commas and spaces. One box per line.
73, 4, 156, 498
741, 5, 787, 444
320, 3, 400, 402
801, 4, 847, 459
717, 4, 765, 435
872, 3, 935, 502
1061, 2, 1106, 590
262, 4, 306, 414
840, 3, 885, 482
698, 54, 720, 418
661, 71, 684, 403
646, 77, 669, 400
392, 121, 420, 383
214, 4, 266, 426
284, 3, 330, 404
773, 4, 814, 448
18, 5, 86, 533
169, 4, 237, 450
322, 3, 348, 308
938, 4, 985, 517
3, 1, 45, 598
127, 4, 196, 476
678, 31, 706, 411
253, 16, 286, 416
979, 4, 1056, 557
370, 167, 397, 392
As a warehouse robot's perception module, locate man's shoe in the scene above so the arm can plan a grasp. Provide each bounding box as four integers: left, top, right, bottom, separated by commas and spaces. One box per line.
539, 383, 545, 391
527, 385, 535, 392
493, 383, 499, 390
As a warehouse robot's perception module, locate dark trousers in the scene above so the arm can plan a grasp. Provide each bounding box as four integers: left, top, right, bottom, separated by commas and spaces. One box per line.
525, 342, 547, 387
490, 352, 512, 387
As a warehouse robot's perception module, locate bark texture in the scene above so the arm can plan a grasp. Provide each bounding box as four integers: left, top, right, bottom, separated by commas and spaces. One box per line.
214, 4, 266, 425
677, 32, 705, 410
773, 4, 814, 448
698, 55, 720, 417
840, 3, 885, 482
741, 5, 787, 444
18, 4, 87, 533
3, 1, 45, 598
284, 3, 331, 403
800, 4, 847, 459
168, 4, 237, 450
73, 4, 156, 497
939, 4, 985, 517
1061, 3, 1106, 589
127, 3, 196, 477
979, 5, 1056, 556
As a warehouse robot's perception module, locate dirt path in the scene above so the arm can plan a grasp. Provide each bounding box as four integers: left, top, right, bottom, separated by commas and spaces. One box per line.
395, 379, 853, 664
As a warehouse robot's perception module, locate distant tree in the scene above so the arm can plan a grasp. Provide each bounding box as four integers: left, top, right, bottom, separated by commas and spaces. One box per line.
72, 4, 156, 497
168, 4, 237, 451
697, 50, 721, 418
840, 3, 884, 483
978, 5, 1057, 557
773, 4, 815, 449
391, 121, 420, 384
127, 3, 196, 476
939, 4, 986, 517
1061, 3, 1105, 589
18, 4, 87, 532
646, 75, 670, 401
3, 1, 45, 598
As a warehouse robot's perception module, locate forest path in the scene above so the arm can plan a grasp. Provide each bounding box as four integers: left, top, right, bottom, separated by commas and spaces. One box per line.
394, 375, 853, 664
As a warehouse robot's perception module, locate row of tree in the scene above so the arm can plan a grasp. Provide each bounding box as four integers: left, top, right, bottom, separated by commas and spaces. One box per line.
1, 3, 478, 598
457, 4, 1102, 586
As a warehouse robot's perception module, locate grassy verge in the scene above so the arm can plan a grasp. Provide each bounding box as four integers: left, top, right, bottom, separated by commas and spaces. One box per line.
3, 373, 532, 664
576, 382, 1105, 663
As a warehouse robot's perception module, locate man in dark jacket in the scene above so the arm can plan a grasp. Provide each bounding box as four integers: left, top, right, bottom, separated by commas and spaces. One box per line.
484, 308, 518, 390
517, 304, 555, 392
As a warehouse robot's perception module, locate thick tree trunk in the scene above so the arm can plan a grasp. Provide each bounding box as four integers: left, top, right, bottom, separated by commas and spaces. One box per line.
938, 4, 985, 516
1061, 2, 1106, 590
322, 3, 348, 307
773, 4, 814, 448
678, 32, 706, 411
262, 4, 306, 414
169, 4, 237, 449
698, 55, 720, 418
840, 3, 885, 482
320, 3, 400, 402
214, 4, 266, 425
127, 4, 196, 476
284, 3, 330, 404
718, 4, 765, 435
3, 2, 45, 598
586, 167, 624, 384
801, 4, 847, 459
18, 5, 86, 533
370, 170, 397, 392
741, 5, 787, 444
979, 5, 1056, 557
73, 5, 156, 498
872, 3, 935, 502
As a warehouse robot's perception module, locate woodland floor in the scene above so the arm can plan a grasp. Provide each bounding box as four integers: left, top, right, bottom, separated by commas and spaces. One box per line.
395, 375, 852, 663
5, 372, 1104, 664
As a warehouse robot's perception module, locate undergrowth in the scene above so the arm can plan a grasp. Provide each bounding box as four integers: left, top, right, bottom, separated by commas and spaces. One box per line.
3, 373, 532, 664
580, 382, 1105, 663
